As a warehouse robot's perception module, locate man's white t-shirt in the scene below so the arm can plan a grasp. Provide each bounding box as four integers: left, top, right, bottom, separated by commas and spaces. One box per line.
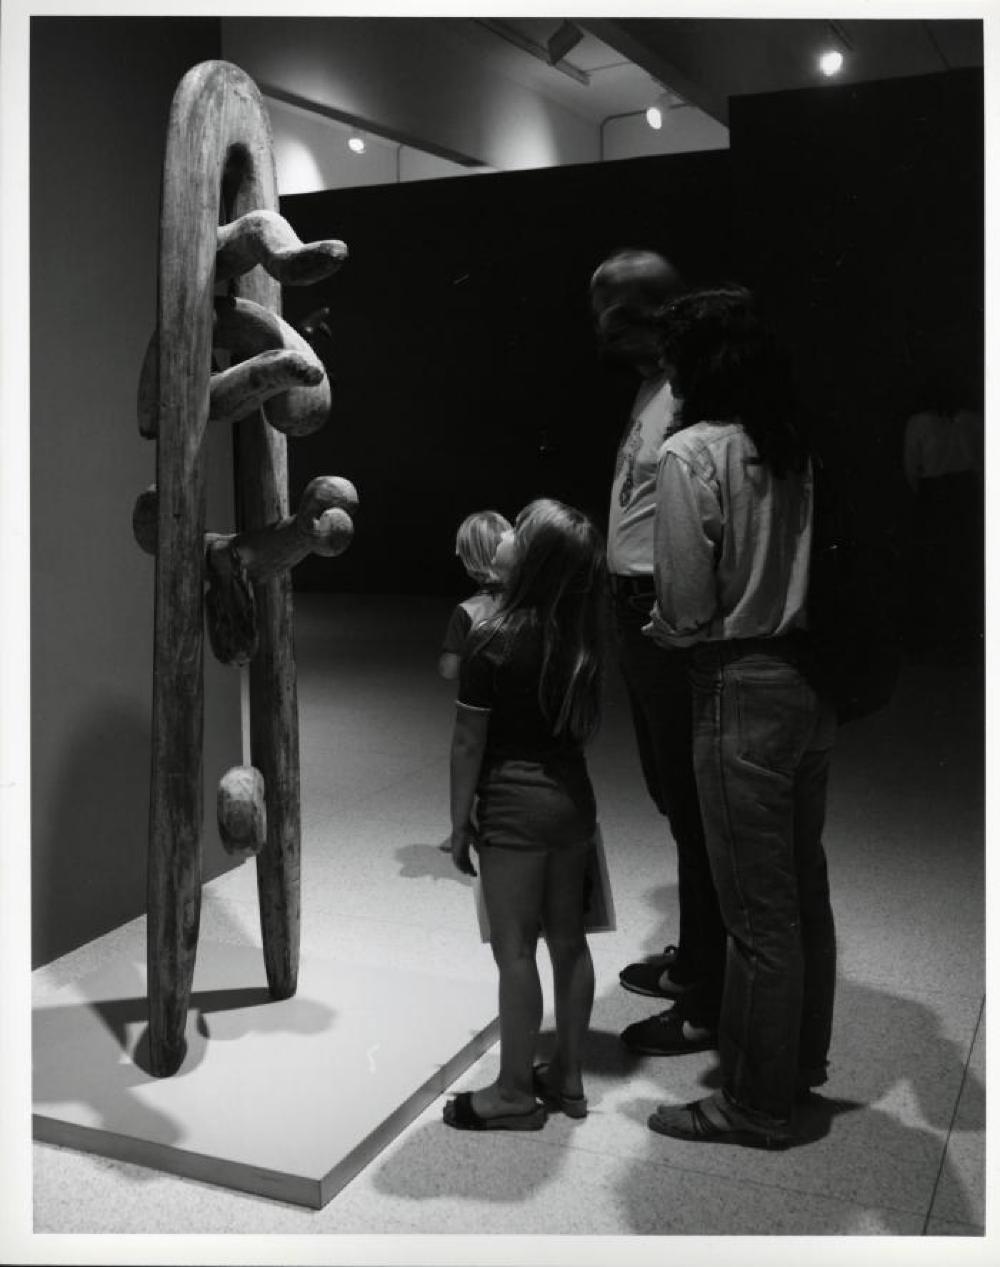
607, 370, 677, 576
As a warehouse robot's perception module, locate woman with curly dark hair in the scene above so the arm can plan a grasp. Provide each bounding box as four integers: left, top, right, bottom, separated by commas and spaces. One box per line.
644, 286, 837, 1149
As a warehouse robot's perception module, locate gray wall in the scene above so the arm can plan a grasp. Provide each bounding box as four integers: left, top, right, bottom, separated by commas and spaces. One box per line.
30, 17, 245, 966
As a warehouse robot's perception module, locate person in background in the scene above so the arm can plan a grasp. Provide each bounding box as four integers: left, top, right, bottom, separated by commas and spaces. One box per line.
903, 369, 983, 494
590, 248, 727, 1056
902, 369, 984, 660
645, 285, 837, 1149
438, 510, 512, 681
443, 500, 606, 1131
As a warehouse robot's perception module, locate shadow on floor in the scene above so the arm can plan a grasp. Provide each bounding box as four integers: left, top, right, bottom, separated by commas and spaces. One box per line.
395, 841, 474, 887
366, 960, 983, 1233
32, 966, 336, 1166
614, 971, 984, 1232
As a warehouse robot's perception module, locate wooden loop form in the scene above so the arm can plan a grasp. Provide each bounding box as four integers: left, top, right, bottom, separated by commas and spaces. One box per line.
148, 60, 304, 1075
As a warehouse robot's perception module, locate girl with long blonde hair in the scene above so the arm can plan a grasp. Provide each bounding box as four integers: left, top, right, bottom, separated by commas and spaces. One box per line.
444, 498, 607, 1131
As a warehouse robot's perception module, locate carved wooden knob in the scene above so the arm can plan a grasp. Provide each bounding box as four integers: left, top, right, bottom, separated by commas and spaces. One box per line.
203, 475, 359, 665
217, 765, 266, 858
296, 476, 358, 558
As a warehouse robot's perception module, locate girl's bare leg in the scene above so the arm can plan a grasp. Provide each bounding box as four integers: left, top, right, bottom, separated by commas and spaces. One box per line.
473, 845, 548, 1117
542, 840, 594, 1100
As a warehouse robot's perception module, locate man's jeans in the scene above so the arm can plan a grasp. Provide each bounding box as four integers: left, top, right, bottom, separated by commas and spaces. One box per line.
690, 638, 837, 1125
612, 588, 726, 1025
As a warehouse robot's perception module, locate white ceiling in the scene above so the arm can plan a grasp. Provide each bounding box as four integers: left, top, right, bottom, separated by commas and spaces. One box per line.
441, 18, 686, 123
446, 16, 983, 127
232, 14, 984, 191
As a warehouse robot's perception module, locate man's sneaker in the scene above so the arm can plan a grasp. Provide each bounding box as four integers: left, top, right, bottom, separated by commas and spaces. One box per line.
621, 1005, 717, 1056
619, 945, 695, 1000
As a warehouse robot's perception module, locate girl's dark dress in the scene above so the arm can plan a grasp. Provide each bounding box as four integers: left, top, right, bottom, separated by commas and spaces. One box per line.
458, 619, 596, 851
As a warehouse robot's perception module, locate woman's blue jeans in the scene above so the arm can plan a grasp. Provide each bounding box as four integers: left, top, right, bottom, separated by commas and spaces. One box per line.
689, 638, 837, 1126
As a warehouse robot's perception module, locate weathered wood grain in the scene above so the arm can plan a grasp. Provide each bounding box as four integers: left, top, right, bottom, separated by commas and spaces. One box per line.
203, 477, 355, 667
147, 59, 353, 1074
215, 209, 347, 285
213, 295, 332, 436
141, 293, 331, 439
209, 348, 323, 426
148, 61, 226, 1076
148, 60, 303, 1073
217, 72, 305, 1008
204, 533, 259, 667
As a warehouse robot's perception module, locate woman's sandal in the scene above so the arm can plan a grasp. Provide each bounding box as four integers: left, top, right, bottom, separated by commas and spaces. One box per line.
648, 1095, 791, 1150
532, 1063, 588, 1119
443, 1091, 547, 1132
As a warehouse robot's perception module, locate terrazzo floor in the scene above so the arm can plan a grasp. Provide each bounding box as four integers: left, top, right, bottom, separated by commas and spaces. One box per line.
28, 593, 989, 1262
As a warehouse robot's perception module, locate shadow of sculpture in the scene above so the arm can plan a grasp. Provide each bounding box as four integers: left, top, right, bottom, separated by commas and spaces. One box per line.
85, 985, 276, 1073
33, 956, 336, 1176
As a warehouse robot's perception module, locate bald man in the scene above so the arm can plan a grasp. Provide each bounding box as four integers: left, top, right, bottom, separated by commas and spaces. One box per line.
590, 249, 726, 1055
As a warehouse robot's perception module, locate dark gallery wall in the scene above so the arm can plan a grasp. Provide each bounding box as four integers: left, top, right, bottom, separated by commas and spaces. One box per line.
30, 18, 243, 967
281, 152, 734, 595
281, 68, 982, 608
729, 68, 983, 530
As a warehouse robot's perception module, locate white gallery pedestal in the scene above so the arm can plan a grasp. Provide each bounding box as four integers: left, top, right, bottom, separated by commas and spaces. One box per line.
33, 940, 498, 1208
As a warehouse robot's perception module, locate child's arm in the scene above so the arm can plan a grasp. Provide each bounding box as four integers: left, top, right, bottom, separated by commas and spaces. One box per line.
449, 703, 489, 876
439, 604, 472, 680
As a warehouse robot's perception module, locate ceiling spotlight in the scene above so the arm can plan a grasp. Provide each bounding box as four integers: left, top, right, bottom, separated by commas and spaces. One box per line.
645, 92, 672, 130
819, 49, 845, 77
347, 134, 366, 154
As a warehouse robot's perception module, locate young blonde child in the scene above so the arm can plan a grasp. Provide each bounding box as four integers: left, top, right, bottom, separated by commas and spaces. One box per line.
443, 499, 607, 1131
438, 510, 512, 681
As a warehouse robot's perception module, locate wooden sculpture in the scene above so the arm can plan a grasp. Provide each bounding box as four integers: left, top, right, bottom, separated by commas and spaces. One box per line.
133, 61, 356, 1076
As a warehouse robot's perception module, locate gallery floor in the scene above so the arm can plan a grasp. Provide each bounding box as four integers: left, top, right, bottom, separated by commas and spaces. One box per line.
32, 593, 986, 1243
